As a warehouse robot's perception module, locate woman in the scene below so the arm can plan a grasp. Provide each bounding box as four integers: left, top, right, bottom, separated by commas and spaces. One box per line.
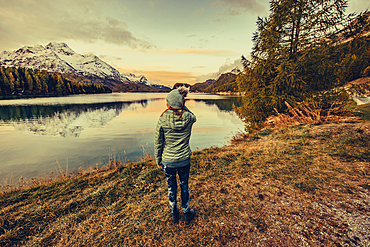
154, 87, 196, 224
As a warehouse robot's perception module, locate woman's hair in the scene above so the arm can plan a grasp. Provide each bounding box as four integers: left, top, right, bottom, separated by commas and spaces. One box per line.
176, 85, 189, 98
173, 86, 189, 119
161, 85, 190, 118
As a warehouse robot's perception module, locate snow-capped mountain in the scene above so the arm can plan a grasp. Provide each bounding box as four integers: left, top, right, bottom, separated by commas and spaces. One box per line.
0, 42, 166, 89
124, 72, 154, 85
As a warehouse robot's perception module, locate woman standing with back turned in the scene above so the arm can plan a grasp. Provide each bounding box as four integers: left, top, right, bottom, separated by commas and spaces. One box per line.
154, 87, 197, 224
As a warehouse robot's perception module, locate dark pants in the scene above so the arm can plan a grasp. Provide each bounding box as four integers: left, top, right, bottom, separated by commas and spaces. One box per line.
163, 163, 190, 214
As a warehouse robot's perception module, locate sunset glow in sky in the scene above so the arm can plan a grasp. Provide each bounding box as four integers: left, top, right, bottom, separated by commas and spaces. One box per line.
0, 0, 369, 86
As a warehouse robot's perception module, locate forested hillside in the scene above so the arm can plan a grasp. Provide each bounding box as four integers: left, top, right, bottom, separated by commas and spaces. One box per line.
0, 66, 111, 97
190, 79, 215, 93
205, 73, 239, 93
189, 73, 239, 94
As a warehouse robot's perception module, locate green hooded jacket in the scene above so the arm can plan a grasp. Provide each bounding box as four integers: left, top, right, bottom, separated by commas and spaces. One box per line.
154, 108, 196, 167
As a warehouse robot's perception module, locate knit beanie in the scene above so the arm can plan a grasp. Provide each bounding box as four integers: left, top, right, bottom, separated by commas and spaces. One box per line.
166, 89, 184, 109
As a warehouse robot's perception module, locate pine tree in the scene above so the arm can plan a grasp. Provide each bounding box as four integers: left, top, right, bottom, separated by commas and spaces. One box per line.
14, 67, 24, 94
0, 67, 8, 94
0, 71, 2, 95
2, 68, 14, 94
34, 74, 42, 94
8, 72, 17, 93
56, 75, 65, 94
25, 70, 34, 93
252, 0, 349, 60
42, 77, 49, 94
40, 70, 49, 94
236, 0, 353, 129
65, 81, 72, 94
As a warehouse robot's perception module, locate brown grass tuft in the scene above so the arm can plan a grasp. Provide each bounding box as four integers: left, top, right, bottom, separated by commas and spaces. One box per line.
265, 101, 360, 129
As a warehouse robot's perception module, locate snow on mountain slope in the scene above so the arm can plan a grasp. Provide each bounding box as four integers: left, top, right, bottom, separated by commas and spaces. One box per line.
0, 44, 75, 74
124, 72, 154, 85
0, 42, 158, 87
47, 42, 121, 80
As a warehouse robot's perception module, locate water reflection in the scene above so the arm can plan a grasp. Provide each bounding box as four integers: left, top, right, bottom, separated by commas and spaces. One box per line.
0, 93, 244, 180
0, 100, 151, 121
194, 97, 242, 112
0, 97, 242, 138
0, 100, 151, 137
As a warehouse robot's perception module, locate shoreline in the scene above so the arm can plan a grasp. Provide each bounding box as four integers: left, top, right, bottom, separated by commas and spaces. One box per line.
1, 120, 369, 246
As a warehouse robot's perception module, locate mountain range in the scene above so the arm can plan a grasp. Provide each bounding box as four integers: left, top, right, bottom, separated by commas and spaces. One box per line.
0, 42, 171, 91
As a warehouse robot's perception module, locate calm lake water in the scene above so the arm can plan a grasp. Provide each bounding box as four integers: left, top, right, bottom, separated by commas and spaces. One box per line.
0, 93, 244, 180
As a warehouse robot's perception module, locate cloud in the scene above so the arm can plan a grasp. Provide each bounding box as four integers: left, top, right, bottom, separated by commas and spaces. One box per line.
99, 55, 122, 61
153, 48, 237, 56
212, 0, 267, 22
195, 57, 243, 82
221, 0, 265, 15
98, 54, 123, 67
0, 0, 154, 50
217, 57, 244, 72
193, 7, 205, 16
119, 69, 197, 87
347, 0, 370, 13
197, 39, 210, 48
196, 72, 220, 83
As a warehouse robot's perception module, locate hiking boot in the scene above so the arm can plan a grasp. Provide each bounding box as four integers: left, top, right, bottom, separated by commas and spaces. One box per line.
172, 209, 179, 224
184, 209, 196, 225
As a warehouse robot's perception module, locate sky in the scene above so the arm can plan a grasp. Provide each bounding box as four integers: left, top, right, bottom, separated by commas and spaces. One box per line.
0, 0, 369, 86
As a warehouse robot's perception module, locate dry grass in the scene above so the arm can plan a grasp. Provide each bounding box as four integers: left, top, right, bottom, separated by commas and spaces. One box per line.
1, 121, 370, 246
265, 101, 361, 130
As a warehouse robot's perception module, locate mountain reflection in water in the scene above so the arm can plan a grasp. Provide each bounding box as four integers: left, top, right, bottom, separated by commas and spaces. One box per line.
0, 93, 244, 180
0, 97, 242, 138
0, 100, 152, 137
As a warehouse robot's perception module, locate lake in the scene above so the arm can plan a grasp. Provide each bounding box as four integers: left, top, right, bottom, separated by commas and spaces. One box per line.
0, 93, 245, 181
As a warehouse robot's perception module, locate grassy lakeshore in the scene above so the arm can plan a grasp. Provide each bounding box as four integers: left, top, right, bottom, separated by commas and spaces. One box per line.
1, 119, 370, 246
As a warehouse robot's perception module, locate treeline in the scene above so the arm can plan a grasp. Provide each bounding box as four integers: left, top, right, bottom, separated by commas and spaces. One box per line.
113, 82, 164, 92
0, 66, 112, 96
234, 0, 370, 129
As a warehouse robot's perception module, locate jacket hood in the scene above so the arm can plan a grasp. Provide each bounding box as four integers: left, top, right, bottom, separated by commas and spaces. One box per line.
163, 110, 195, 130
